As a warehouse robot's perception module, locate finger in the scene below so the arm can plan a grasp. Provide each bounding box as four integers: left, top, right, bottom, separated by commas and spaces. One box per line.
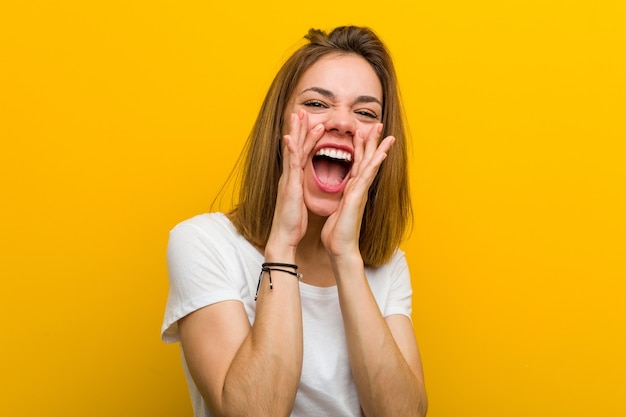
350, 129, 366, 177
288, 112, 301, 141
298, 111, 319, 165
280, 135, 292, 179
282, 113, 301, 169
370, 135, 395, 168
297, 110, 308, 145
354, 135, 395, 190
362, 123, 383, 164
301, 123, 324, 165
282, 134, 302, 170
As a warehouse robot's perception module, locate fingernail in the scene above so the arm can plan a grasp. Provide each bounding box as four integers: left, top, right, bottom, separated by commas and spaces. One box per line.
377, 124, 383, 134
314, 124, 323, 131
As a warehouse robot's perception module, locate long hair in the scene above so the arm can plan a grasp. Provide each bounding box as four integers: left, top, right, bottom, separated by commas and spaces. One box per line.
229, 26, 412, 267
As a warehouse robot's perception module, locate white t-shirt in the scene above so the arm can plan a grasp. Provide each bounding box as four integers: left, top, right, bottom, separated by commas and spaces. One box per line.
161, 213, 413, 417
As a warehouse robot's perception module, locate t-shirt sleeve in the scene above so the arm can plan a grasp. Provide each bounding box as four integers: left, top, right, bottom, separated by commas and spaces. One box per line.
161, 221, 243, 343
383, 249, 413, 319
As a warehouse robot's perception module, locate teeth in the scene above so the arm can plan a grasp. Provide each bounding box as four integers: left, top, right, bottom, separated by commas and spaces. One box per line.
315, 148, 352, 162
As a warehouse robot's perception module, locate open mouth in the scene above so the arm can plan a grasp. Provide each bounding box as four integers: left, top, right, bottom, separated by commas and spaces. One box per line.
312, 147, 353, 188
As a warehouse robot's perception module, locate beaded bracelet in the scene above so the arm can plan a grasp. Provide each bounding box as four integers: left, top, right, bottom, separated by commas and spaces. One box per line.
254, 262, 303, 301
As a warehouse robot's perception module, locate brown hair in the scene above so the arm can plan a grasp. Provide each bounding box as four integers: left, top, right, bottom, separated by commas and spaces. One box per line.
229, 26, 412, 267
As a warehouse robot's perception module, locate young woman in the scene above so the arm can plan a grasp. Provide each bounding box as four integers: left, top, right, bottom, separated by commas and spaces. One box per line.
162, 26, 427, 417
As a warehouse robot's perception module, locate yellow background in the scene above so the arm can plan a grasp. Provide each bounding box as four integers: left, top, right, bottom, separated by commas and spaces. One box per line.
1, 1, 624, 416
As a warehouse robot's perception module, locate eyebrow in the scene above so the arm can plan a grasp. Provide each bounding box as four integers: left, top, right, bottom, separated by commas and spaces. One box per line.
299, 87, 382, 106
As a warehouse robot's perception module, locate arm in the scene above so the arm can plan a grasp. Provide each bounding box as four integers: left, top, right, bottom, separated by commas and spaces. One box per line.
322, 125, 427, 416
179, 273, 303, 417
332, 255, 427, 417
177, 111, 322, 417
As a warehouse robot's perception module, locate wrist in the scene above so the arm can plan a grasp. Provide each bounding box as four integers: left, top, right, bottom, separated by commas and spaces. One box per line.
264, 241, 297, 264
329, 250, 364, 275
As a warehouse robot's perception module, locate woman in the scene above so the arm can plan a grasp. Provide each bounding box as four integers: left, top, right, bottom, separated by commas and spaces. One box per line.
162, 26, 427, 417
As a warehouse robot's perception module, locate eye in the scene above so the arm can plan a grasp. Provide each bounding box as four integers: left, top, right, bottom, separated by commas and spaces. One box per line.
356, 109, 379, 120
303, 100, 328, 109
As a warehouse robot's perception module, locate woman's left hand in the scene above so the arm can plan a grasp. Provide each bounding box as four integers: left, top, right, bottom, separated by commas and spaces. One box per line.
321, 123, 395, 261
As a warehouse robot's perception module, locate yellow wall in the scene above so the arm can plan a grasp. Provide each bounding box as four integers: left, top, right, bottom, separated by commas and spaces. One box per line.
1, 1, 624, 416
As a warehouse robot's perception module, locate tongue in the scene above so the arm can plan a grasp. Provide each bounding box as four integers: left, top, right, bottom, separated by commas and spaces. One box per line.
314, 159, 346, 186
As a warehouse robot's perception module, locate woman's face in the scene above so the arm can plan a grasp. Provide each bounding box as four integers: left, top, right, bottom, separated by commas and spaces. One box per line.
284, 53, 383, 217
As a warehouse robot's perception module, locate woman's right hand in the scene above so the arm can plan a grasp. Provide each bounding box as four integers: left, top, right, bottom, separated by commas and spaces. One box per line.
265, 110, 323, 261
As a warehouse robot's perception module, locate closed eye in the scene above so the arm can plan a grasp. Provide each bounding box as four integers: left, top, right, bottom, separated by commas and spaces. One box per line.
303, 100, 328, 109
356, 109, 379, 120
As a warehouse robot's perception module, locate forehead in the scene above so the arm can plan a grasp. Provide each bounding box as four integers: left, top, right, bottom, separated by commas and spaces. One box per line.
295, 53, 382, 99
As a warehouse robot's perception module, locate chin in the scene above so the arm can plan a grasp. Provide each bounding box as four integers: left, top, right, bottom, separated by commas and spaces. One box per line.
303, 193, 340, 218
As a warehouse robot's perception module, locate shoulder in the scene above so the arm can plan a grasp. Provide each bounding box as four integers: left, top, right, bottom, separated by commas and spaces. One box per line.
167, 212, 262, 270
366, 248, 408, 276
167, 212, 251, 267
170, 212, 234, 239
168, 212, 242, 249
366, 248, 413, 317
365, 248, 411, 293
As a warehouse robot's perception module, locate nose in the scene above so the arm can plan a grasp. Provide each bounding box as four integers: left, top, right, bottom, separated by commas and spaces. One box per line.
325, 107, 355, 137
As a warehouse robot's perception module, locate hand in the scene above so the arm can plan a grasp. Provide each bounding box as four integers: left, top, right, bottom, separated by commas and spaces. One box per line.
321, 123, 395, 260
265, 111, 324, 260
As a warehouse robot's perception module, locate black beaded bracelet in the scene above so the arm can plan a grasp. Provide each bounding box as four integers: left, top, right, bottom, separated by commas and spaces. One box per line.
254, 262, 302, 301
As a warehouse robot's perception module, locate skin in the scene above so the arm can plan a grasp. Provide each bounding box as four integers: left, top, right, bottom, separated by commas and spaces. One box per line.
178, 53, 427, 417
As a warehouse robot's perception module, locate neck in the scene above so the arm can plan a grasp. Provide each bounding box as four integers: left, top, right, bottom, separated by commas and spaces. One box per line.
295, 212, 336, 287
298, 212, 326, 257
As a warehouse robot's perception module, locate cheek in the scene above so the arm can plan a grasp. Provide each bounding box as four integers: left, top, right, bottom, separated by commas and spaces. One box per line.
358, 123, 379, 139
303, 112, 325, 128
283, 106, 323, 134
